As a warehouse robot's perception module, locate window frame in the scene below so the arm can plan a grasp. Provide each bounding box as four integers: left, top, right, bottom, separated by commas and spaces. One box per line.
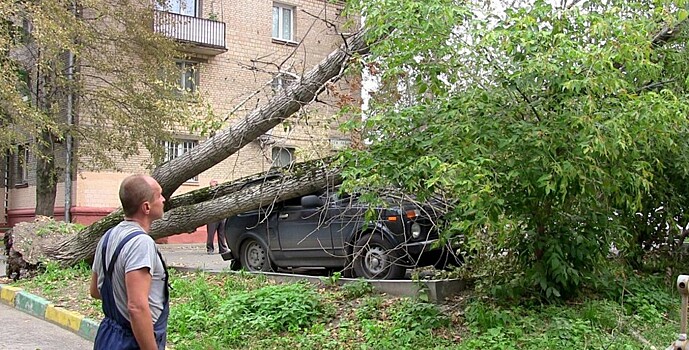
175, 60, 199, 94
15, 144, 29, 186
271, 73, 296, 92
271, 146, 295, 168
272, 3, 295, 42
162, 138, 199, 183
157, 0, 198, 17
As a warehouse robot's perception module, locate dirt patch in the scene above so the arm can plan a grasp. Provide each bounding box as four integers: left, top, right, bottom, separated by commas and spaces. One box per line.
26, 276, 102, 320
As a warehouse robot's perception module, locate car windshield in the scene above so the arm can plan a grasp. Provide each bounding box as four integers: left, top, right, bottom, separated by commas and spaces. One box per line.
328, 188, 360, 204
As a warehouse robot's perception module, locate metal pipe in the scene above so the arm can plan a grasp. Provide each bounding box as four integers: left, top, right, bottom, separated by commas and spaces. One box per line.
64, 1, 76, 222
3, 151, 10, 224
682, 293, 688, 337
675, 275, 689, 349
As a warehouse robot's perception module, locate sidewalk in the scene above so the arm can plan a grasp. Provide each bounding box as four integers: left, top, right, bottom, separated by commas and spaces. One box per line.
157, 243, 234, 271
1, 243, 233, 279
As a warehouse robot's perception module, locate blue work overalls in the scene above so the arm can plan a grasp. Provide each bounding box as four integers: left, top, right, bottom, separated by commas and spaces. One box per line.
93, 230, 169, 350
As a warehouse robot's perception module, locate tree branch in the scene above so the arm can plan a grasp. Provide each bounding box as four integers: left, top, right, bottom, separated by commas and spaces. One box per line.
152, 28, 368, 199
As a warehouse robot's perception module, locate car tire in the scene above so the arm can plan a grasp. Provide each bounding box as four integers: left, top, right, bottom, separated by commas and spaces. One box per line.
352, 233, 405, 279
239, 238, 274, 272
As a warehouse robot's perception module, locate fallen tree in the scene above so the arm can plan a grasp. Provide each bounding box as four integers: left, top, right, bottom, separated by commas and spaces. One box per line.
151, 29, 368, 199
43, 159, 341, 266
4, 27, 367, 271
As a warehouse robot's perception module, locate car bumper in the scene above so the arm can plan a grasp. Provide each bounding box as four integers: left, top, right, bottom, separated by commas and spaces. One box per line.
403, 238, 462, 267
404, 238, 439, 251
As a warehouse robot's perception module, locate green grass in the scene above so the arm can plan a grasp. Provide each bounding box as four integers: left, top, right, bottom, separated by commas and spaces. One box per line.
10, 260, 103, 318
9, 265, 681, 349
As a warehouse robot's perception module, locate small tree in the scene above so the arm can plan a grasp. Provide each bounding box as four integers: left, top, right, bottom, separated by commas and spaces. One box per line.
338, 0, 689, 298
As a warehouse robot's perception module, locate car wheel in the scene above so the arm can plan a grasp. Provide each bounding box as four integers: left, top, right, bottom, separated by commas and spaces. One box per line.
239, 238, 274, 272
353, 233, 405, 279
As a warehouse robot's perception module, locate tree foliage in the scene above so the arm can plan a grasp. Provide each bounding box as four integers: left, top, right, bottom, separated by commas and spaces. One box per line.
1, 0, 202, 214
339, 0, 689, 298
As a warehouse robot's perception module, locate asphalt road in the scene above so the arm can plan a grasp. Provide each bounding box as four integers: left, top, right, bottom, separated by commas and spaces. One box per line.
0, 302, 93, 350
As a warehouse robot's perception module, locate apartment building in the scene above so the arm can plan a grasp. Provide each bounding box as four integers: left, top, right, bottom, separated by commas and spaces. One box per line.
1, 0, 357, 243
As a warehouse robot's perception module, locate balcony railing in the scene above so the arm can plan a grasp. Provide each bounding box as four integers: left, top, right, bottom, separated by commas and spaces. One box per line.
154, 11, 227, 55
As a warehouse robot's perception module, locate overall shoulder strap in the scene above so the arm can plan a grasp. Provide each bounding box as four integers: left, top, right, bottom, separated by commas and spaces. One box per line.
105, 230, 147, 277
155, 249, 170, 302
100, 228, 114, 276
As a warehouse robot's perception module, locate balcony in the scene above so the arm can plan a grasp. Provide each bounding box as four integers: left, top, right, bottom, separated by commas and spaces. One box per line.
154, 11, 227, 56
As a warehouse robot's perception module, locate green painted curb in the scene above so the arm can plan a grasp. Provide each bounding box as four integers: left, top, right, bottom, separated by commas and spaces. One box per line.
1, 283, 99, 342
15, 291, 49, 318
78, 317, 100, 342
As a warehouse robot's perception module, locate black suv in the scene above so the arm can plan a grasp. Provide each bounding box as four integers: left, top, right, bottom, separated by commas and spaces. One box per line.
221, 190, 460, 279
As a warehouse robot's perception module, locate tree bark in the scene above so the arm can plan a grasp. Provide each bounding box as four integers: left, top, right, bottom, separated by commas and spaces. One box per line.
35, 131, 58, 217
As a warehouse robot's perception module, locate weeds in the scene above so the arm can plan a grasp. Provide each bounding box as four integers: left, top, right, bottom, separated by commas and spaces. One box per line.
320, 271, 341, 287
35, 221, 85, 236
8, 263, 681, 349
10, 260, 102, 318
355, 296, 382, 321
341, 279, 374, 299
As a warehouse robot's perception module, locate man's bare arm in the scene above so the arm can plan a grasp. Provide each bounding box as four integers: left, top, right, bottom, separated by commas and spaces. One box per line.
125, 268, 157, 350
89, 272, 101, 300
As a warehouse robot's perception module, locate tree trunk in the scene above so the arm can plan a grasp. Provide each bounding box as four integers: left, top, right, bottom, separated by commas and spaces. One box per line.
35, 130, 58, 217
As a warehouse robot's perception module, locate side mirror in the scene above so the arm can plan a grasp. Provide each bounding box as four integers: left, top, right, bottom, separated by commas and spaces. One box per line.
301, 195, 323, 209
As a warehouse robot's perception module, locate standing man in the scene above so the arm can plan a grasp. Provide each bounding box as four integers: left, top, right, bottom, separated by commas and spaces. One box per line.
90, 174, 169, 350
206, 179, 229, 255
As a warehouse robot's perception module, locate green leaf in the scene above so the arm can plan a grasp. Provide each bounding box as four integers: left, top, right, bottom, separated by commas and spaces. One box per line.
679, 9, 688, 22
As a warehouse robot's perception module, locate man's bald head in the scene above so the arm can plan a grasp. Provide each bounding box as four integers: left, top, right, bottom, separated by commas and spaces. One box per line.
119, 175, 156, 217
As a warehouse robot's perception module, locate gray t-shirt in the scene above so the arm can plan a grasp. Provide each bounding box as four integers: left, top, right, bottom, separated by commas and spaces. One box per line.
92, 221, 166, 323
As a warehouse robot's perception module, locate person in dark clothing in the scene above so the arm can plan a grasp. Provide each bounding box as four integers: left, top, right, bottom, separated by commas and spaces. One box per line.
206, 179, 229, 255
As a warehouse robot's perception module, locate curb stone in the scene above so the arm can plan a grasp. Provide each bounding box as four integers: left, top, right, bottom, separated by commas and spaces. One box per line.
0, 283, 99, 342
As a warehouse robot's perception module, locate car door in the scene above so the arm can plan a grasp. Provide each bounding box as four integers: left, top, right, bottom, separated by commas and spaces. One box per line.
276, 195, 334, 262
329, 194, 366, 258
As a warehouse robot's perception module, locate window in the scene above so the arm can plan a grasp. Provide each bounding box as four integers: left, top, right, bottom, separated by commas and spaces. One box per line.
15, 144, 29, 185
176, 61, 199, 93
271, 147, 295, 168
11, 19, 31, 44
157, 0, 197, 16
163, 139, 198, 182
271, 73, 295, 92
272, 4, 294, 41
